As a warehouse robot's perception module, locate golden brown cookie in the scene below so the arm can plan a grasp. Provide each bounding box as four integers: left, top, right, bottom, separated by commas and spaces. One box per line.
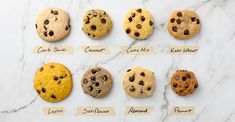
34, 62, 72, 103
170, 70, 198, 96
167, 10, 201, 40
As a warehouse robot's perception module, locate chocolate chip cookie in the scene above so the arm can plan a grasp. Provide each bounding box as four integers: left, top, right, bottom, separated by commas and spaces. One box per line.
167, 10, 201, 40
170, 70, 198, 96
34, 62, 72, 103
123, 8, 154, 40
36, 8, 71, 42
123, 67, 155, 98
81, 67, 113, 98
82, 9, 112, 39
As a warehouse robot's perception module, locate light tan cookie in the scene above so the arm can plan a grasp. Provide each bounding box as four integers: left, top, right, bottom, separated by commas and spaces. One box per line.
82, 9, 112, 39
167, 10, 201, 40
81, 67, 113, 98
34, 62, 72, 103
170, 70, 198, 96
123, 8, 154, 40
123, 67, 155, 98
36, 8, 71, 42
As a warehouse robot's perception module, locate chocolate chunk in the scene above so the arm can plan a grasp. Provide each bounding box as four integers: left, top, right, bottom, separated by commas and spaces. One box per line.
140, 72, 145, 77
173, 83, 178, 88
128, 17, 132, 22
139, 80, 144, 86
88, 86, 93, 91
134, 32, 140, 37
129, 74, 135, 82
176, 19, 181, 24
44, 32, 47, 37
177, 12, 182, 17
194, 83, 198, 88
196, 19, 200, 24
95, 82, 100, 86
182, 76, 187, 81
91, 69, 97, 74
39, 67, 43, 72
126, 28, 131, 34
137, 9, 142, 13
37, 90, 41, 94
127, 69, 131, 72
130, 86, 135, 92
35, 24, 37, 28
42, 88, 46, 93
51, 94, 57, 99
131, 13, 136, 18
101, 18, 106, 24
49, 31, 54, 36
90, 25, 97, 30
54, 76, 58, 81
44, 20, 49, 25
170, 18, 175, 23
186, 73, 191, 79
191, 17, 196, 22
172, 26, 177, 32
90, 76, 96, 81
184, 29, 189, 35
147, 87, 151, 91
141, 16, 145, 21
175, 75, 180, 80
102, 75, 108, 81
149, 20, 153, 26
136, 24, 142, 29
83, 79, 88, 84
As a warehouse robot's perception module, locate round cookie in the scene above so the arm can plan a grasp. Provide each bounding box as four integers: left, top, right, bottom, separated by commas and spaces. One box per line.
81, 67, 113, 98
167, 10, 201, 40
35, 8, 71, 42
123, 8, 154, 40
34, 62, 72, 103
170, 70, 198, 96
123, 67, 155, 98
82, 9, 112, 39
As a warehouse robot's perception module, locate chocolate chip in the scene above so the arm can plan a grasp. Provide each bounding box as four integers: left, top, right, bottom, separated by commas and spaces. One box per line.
58, 81, 61, 85
93, 14, 97, 17
139, 80, 144, 86
185, 82, 189, 89
44, 26, 47, 30
39, 67, 43, 71
91, 69, 97, 74
179, 90, 184, 93
177, 12, 182, 17
64, 74, 67, 78
44, 32, 47, 37
182, 76, 187, 81
149, 20, 153, 26
170, 18, 175, 23
90, 25, 96, 30
184, 29, 189, 35
147, 87, 151, 91
176, 19, 181, 24
49, 31, 54, 36
175, 75, 180, 80
98, 90, 101, 93
173, 83, 178, 88
85, 20, 90, 24
128, 17, 132, 22
35, 24, 37, 28
95, 82, 100, 86
55, 18, 58, 21
130, 86, 135, 92
140, 72, 145, 77
54, 76, 58, 81
186, 73, 191, 79
87, 33, 91, 36
129, 74, 135, 82
136, 24, 142, 29
50, 65, 54, 68
191, 17, 196, 22
53, 11, 58, 15
134, 32, 140, 37
196, 19, 200, 24
59, 76, 64, 79
103, 11, 107, 15
83, 79, 88, 84
44, 20, 49, 25
42, 88, 46, 93
88, 86, 93, 91
65, 26, 69, 30
127, 69, 131, 72
102, 75, 108, 81
140, 90, 144, 94
194, 83, 198, 88
141, 16, 145, 21
172, 26, 177, 32
101, 18, 106, 24
131, 13, 136, 18
126, 28, 131, 34
137, 9, 142, 13
51, 94, 57, 99
91, 76, 96, 81
37, 90, 41, 94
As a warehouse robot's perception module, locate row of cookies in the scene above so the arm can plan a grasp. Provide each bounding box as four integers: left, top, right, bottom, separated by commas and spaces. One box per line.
34, 62, 199, 103
35, 8, 201, 42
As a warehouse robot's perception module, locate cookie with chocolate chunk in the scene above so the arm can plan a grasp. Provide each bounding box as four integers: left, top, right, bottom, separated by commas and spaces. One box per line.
81, 67, 113, 98
82, 9, 112, 39
36, 8, 71, 42
170, 70, 198, 96
123, 67, 155, 98
123, 8, 154, 40
167, 10, 201, 40
34, 62, 72, 103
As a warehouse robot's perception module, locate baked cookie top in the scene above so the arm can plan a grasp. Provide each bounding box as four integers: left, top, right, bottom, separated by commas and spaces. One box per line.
35, 8, 71, 42
81, 67, 113, 98
123, 67, 155, 98
82, 9, 112, 39
34, 62, 72, 103
123, 8, 154, 40
167, 10, 201, 40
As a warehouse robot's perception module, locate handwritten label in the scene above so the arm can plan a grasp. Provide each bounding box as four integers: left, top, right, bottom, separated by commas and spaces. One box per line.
121, 46, 155, 55
168, 45, 198, 55
76, 106, 115, 116
42, 107, 64, 116
169, 106, 195, 115
33, 46, 73, 54
81, 46, 109, 55
125, 106, 154, 115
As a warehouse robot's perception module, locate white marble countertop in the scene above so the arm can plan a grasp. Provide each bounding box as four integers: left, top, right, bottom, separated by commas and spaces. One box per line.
1, 0, 235, 122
